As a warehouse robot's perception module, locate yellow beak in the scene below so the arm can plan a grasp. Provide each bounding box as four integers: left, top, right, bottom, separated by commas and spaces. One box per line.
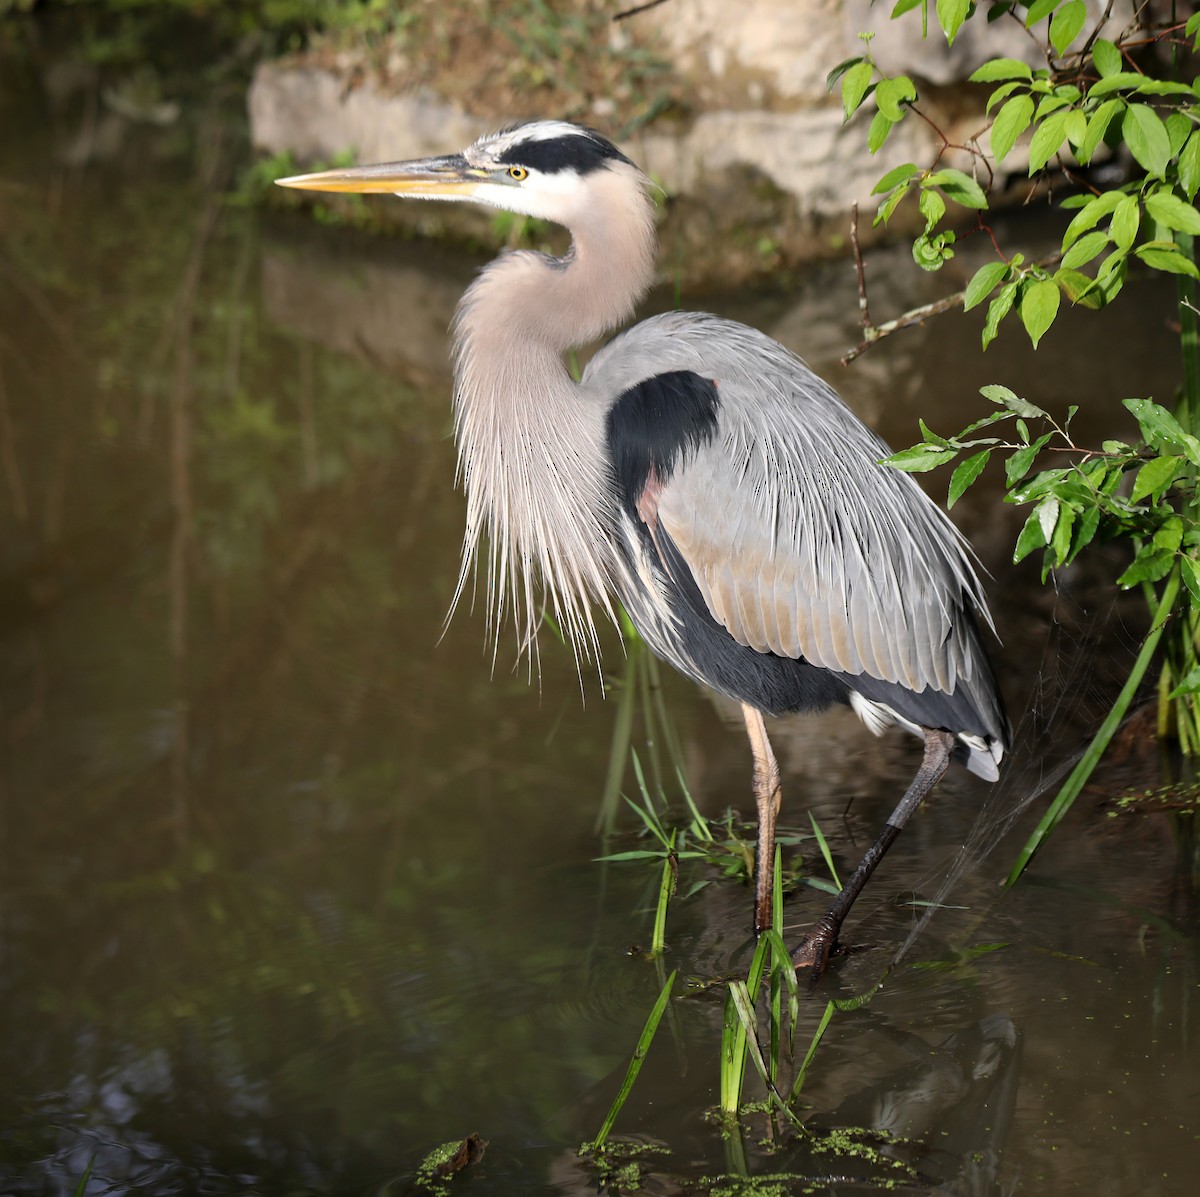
275, 153, 482, 198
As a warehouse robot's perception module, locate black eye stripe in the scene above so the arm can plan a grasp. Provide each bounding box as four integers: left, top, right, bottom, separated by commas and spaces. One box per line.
496, 130, 632, 176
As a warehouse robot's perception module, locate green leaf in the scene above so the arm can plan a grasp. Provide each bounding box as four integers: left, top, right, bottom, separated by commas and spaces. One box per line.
969, 58, 1034, 83
1180, 131, 1200, 200
826, 56, 864, 91
1181, 556, 1200, 606
1091, 38, 1122, 78
1037, 495, 1061, 543
1009, 434, 1054, 486
1069, 505, 1101, 562
936, 0, 970, 45
947, 449, 991, 507
1035, 91, 1073, 119
874, 182, 911, 226
1061, 190, 1123, 248
1123, 104, 1171, 179
1096, 247, 1126, 280
1077, 98, 1122, 164
1155, 515, 1184, 554
919, 186, 947, 228
1020, 278, 1061, 348
1063, 109, 1087, 148
1130, 80, 1198, 97
1167, 665, 1200, 698
980, 383, 1047, 417
1165, 112, 1192, 156
1124, 398, 1200, 465
1136, 244, 1200, 277
1110, 194, 1140, 251
1054, 266, 1104, 307
1094, 252, 1127, 304
868, 109, 897, 153
1024, 0, 1061, 28
1013, 506, 1048, 562
1051, 502, 1075, 564
1117, 545, 1174, 588
1088, 72, 1163, 98
912, 229, 956, 271
1144, 191, 1200, 235
876, 75, 918, 120
1130, 455, 1183, 503
1060, 230, 1109, 269
986, 81, 1025, 114
964, 260, 1010, 310
991, 94, 1034, 163
918, 418, 949, 446
1049, 0, 1085, 55
1028, 110, 1069, 173
891, 0, 923, 15
872, 162, 921, 193
957, 410, 1013, 438
982, 281, 1019, 348
886, 444, 959, 472
842, 61, 874, 118
926, 167, 989, 209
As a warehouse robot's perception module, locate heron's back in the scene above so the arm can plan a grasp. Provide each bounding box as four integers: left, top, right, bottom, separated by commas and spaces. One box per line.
586, 311, 1009, 778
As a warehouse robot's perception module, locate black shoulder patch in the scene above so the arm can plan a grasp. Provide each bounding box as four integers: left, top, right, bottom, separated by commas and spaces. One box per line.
498, 128, 632, 175
606, 371, 721, 518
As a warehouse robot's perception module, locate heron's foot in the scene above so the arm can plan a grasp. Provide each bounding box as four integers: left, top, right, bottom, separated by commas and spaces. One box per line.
791, 917, 846, 985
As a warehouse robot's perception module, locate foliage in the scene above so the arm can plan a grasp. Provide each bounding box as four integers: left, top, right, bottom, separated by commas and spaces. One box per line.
832, 1, 1200, 871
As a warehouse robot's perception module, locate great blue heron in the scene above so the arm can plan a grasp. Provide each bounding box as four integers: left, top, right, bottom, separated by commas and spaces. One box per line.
278, 121, 1009, 977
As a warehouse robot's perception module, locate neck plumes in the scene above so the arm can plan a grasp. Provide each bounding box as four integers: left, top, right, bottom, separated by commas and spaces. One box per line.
449, 164, 657, 668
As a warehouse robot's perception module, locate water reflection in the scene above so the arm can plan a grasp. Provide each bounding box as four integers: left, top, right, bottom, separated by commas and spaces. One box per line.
1, 32, 1197, 1197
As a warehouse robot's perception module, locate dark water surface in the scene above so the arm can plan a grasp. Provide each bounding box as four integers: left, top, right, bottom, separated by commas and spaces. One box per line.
1, 32, 1197, 1197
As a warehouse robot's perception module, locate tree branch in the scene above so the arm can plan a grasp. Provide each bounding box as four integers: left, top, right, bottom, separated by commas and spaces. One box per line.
841, 291, 968, 366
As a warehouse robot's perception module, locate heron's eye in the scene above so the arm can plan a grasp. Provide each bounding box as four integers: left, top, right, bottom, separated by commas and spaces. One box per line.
507, 166, 528, 181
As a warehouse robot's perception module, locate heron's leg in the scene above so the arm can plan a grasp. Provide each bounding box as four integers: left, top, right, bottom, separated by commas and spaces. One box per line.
741, 703, 782, 934
793, 727, 956, 981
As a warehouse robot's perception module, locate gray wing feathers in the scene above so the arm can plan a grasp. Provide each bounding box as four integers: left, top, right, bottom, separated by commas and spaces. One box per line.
587, 311, 992, 702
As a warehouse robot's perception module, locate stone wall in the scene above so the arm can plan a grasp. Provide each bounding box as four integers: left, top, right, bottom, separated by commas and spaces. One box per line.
248, 1, 1110, 275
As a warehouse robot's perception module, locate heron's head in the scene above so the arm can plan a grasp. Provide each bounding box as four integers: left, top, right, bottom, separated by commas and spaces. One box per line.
276, 121, 648, 227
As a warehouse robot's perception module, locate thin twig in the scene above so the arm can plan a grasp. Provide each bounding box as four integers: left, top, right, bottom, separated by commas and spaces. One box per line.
849, 203, 872, 333
1079, 0, 1118, 60
842, 250, 1064, 365
614, 0, 673, 21
841, 292, 967, 366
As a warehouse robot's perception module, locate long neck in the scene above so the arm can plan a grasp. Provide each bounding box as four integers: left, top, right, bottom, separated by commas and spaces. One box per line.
448, 167, 657, 664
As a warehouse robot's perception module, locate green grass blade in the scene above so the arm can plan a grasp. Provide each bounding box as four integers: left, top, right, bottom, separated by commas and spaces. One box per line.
72, 1159, 95, 1197
678, 765, 715, 843
720, 932, 773, 1114
592, 969, 677, 1150
719, 982, 744, 1115
726, 979, 807, 1129
645, 650, 688, 786
759, 927, 800, 1071
1007, 568, 1181, 885
808, 812, 842, 890
768, 846, 784, 1079
727, 981, 770, 1086
595, 649, 638, 835
789, 999, 835, 1103
651, 831, 676, 954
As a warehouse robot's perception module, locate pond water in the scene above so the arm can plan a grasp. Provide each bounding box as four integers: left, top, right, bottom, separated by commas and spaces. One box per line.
1, 28, 1197, 1197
